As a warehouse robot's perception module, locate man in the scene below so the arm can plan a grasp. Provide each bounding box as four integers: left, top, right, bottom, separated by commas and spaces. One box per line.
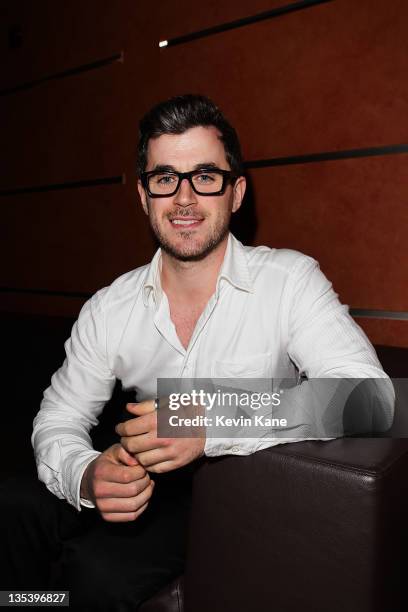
1, 94, 392, 610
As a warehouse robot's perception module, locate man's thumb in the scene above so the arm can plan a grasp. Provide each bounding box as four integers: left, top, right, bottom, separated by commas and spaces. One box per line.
115, 444, 139, 466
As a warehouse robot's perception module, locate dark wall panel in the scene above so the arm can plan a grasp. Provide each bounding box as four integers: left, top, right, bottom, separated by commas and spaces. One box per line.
0, 0, 158, 318
0, 182, 154, 293
0, 1, 124, 89
1, 1, 159, 189
247, 154, 408, 311
1, 61, 125, 189
156, 0, 408, 160
155, 0, 289, 41
357, 319, 408, 350
1, 0, 407, 345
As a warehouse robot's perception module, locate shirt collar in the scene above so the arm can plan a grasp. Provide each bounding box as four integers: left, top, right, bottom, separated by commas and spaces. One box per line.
142, 248, 162, 307
216, 233, 253, 296
142, 232, 253, 307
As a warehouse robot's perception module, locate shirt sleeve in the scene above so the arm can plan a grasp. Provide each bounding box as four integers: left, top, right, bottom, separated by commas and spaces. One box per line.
32, 289, 116, 510
284, 256, 387, 379
205, 256, 395, 457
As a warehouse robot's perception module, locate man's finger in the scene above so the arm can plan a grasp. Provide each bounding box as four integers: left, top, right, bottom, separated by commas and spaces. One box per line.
120, 433, 170, 455
144, 460, 176, 474
96, 461, 147, 484
116, 412, 156, 437
126, 400, 156, 416
135, 447, 174, 468
97, 480, 154, 514
104, 443, 140, 466
102, 502, 149, 523
111, 444, 140, 466
93, 474, 151, 499
117, 445, 139, 465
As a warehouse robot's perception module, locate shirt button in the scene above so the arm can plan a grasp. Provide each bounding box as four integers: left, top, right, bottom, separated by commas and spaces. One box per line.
231, 445, 240, 453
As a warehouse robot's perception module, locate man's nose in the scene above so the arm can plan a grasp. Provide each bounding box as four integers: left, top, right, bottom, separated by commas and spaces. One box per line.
174, 177, 197, 207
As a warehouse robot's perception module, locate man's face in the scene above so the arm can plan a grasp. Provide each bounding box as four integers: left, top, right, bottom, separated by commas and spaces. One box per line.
137, 126, 246, 261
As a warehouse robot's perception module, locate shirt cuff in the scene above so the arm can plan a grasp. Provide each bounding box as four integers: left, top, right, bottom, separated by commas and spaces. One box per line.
204, 437, 258, 457
204, 435, 337, 457
63, 449, 101, 511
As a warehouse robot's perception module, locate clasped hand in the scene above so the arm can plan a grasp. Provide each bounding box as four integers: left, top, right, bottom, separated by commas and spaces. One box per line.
115, 399, 205, 473
81, 399, 205, 523
80, 443, 155, 522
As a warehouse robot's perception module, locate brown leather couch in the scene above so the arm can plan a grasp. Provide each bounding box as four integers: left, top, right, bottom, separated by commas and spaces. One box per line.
140, 438, 408, 612
140, 346, 408, 612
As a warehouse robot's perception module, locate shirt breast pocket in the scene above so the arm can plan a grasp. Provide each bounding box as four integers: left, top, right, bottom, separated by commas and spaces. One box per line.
211, 352, 273, 378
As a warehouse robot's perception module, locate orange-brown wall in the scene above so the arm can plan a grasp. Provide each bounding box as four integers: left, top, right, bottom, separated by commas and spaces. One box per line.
1, 0, 407, 345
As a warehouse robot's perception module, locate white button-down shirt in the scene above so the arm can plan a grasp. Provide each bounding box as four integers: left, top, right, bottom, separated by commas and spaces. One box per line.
33, 233, 389, 510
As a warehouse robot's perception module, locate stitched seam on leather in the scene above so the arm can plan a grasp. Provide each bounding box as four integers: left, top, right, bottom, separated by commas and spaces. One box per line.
273, 450, 408, 478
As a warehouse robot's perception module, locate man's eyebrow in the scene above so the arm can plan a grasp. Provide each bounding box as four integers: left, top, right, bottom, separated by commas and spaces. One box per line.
151, 164, 176, 173
150, 162, 221, 173
193, 162, 219, 170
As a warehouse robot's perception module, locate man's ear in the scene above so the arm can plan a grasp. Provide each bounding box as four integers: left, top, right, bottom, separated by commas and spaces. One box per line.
137, 180, 149, 216
231, 175, 246, 213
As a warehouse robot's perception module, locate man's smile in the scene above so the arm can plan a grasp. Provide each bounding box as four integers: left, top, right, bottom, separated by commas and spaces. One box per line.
168, 216, 204, 228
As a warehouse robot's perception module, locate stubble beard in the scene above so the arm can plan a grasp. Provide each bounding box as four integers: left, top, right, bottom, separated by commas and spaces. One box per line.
148, 207, 231, 262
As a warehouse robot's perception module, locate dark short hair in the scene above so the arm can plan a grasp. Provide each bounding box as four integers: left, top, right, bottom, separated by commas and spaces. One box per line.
137, 94, 243, 177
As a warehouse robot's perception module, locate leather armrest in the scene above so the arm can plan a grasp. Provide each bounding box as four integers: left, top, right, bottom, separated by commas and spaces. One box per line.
184, 439, 408, 612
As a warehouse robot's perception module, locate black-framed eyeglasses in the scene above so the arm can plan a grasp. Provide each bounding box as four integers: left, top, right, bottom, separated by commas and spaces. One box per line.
141, 168, 235, 198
